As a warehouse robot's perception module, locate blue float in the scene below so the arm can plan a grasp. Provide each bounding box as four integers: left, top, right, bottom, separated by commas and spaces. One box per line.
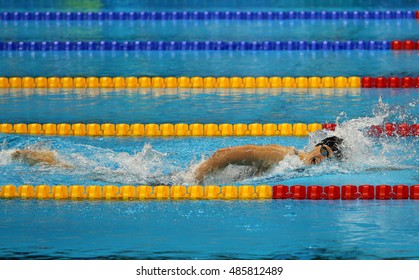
0, 10, 417, 21
0, 40, 408, 51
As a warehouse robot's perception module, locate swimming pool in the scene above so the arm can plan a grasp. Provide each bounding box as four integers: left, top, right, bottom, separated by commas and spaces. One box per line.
0, 0, 418, 260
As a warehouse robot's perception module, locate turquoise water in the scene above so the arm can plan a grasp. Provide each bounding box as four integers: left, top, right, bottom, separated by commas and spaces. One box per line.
1, 51, 419, 77
0, 89, 417, 124
1, 199, 419, 260
2, 20, 418, 42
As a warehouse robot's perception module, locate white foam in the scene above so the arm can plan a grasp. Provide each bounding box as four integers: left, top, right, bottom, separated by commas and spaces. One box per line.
59, 143, 180, 185
243, 96, 418, 184
0, 149, 16, 166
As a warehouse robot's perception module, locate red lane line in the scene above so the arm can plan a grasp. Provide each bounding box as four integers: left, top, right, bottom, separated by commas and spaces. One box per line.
361, 76, 419, 88
323, 123, 418, 137
391, 40, 418, 50
272, 185, 419, 200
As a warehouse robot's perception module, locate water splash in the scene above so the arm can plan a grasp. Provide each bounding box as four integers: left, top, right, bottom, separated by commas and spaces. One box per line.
62, 143, 182, 185
205, 96, 418, 185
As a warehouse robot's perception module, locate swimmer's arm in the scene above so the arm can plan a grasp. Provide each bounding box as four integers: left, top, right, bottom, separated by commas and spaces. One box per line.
194, 145, 291, 182
195, 149, 234, 182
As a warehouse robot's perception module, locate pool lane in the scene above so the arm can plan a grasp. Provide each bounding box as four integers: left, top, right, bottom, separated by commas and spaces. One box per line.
2, 20, 418, 42
0, 89, 417, 124
1, 50, 418, 77
0, 134, 417, 187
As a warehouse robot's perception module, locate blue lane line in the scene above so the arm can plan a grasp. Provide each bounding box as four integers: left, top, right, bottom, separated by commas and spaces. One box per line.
0, 40, 395, 51
0, 11, 417, 21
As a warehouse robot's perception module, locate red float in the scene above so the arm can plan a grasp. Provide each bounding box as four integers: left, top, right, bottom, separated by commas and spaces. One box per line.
401, 77, 414, 88
403, 40, 415, 50
323, 123, 336, 131
388, 77, 401, 88
375, 185, 393, 200
341, 185, 357, 200
307, 185, 323, 200
358, 185, 375, 199
323, 185, 341, 200
290, 185, 306, 200
361, 77, 376, 88
414, 77, 419, 88
376, 77, 387, 88
397, 123, 411, 136
393, 185, 409, 199
385, 123, 396, 136
410, 185, 419, 199
416, 11, 419, 19
391, 40, 402, 50
412, 124, 419, 136
272, 185, 290, 199
416, 40, 419, 50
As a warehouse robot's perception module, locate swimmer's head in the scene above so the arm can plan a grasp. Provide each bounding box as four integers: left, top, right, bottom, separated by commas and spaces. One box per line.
303, 136, 344, 165
315, 136, 344, 159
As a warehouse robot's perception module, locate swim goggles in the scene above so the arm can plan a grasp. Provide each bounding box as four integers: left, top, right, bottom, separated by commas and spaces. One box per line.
320, 145, 330, 157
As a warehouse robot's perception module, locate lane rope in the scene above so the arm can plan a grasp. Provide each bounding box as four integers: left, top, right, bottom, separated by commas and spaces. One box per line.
1, 76, 419, 89
1, 184, 418, 200
1, 123, 417, 137
0, 11, 417, 21
1, 40, 418, 51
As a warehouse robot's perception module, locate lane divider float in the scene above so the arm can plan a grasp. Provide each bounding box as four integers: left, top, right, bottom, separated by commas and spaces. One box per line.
0, 122, 325, 137
1, 40, 418, 51
0, 11, 417, 21
0, 123, 417, 137
1, 76, 419, 89
1, 184, 418, 200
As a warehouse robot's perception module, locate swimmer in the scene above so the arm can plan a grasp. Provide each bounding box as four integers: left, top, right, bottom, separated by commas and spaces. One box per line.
11, 149, 73, 168
195, 136, 343, 182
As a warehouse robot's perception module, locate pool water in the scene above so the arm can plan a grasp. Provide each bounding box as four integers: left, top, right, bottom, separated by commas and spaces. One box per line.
0, 0, 418, 260
1, 89, 417, 124
1, 51, 419, 77
2, 20, 418, 42
2, 199, 419, 260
